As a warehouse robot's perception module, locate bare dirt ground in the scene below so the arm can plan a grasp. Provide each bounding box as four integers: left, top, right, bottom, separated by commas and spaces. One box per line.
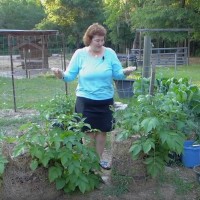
189, 57, 200, 65
1, 109, 200, 200
0, 54, 68, 79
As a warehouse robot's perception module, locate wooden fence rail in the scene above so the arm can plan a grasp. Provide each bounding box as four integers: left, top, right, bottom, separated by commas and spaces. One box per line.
131, 47, 188, 66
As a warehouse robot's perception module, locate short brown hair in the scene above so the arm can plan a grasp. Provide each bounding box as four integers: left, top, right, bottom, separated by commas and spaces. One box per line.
83, 23, 107, 46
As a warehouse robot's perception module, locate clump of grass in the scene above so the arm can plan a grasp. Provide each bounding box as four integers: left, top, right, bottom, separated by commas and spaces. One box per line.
103, 169, 132, 197
158, 169, 197, 195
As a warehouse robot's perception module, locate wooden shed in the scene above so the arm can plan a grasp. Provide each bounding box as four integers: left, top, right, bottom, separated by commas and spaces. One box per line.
0, 29, 59, 69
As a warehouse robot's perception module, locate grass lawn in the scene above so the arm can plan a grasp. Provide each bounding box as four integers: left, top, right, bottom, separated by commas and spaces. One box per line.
0, 64, 199, 110
155, 64, 200, 86
0, 76, 77, 110
130, 64, 200, 86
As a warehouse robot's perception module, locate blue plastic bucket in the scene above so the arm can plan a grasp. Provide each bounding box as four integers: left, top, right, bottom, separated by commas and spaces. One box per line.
182, 140, 200, 168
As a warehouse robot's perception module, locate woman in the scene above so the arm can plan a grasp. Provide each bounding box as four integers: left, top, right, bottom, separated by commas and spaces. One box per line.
52, 23, 136, 170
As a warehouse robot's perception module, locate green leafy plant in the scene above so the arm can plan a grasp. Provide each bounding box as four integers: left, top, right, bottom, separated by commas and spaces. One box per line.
0, 152, 7, 175
12, 113, 101, 193
157, 77, 200, 140
39, 94, 75, 119
6, 95, 102, 193
116, 93, 187, 177
0, 132, 8, 175
134, 77, 151, 96
156, 77, 200, 108
115, 77, 200, 177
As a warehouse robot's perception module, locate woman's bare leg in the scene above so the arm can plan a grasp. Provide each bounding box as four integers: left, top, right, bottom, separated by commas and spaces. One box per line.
84, 132, 107, 161
95, 132, 106, 160
83, 132, 96, 148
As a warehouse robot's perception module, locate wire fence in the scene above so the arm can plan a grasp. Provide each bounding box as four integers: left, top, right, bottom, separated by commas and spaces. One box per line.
0, 32, 76, 111
2, 32, 192, 111
0, 32, 138, 111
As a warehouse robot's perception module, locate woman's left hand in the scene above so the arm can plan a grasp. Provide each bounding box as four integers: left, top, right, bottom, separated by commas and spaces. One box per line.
123, 66, 137, 76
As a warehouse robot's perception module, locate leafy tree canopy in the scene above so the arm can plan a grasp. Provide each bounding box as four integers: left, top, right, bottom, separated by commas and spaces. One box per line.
130, 0, 200, 41
103, 0, 136, 51
0, 0, 45, 30
104, 0, 200, 49
39, 0, 105, 48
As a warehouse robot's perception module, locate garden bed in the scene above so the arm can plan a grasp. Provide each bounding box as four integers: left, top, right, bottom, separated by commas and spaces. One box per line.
0, 109, 200, 200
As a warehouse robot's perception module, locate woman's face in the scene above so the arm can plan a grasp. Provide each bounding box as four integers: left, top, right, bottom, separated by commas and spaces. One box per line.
90, 35, 105, 52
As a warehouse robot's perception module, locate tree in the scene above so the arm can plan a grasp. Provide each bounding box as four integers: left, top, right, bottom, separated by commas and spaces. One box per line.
103, 0, 200, 53
130, 0, 200, 43
0, 0, 45, 29
39, 0, 105, 48
103, 0, 136, 52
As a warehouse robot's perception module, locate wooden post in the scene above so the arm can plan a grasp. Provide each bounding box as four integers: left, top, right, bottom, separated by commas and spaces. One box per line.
41, 35, 45, 70
142, 35, 151, 78
149, 64, 156, 95
174, 53, 177, 77
187, 31, 190, 65
23, 48, 28, 78
126, 48, 129, 67
139, 31, 142, 62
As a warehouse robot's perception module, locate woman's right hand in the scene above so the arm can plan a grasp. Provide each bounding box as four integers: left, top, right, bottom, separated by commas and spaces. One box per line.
123, 66, 137, 76
51, 68, 64, 79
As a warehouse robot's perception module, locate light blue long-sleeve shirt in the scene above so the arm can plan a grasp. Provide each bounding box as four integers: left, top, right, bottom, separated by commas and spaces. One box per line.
63, 47, 126, 100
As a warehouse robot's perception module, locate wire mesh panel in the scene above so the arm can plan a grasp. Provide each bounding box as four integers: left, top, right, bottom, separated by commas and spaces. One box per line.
0, 31, 74, 111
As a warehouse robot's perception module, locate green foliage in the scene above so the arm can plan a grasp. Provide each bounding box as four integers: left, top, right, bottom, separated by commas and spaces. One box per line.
155, 77, 200, 127
39, 0, 105, 48
35, 0, 200, 49
133, 77, 151, 96
0, 132, 8, 175
4, 95, 102, 193
41, 0, 104, 26
115, 77, 200, 177
103, 0, 135, 51
39, 94, 75, 120
104, 168, 132, 197
158, 170, 197, 195
0, 153, 8, 175
157, 77, 200, 141
130, 0, 200, 41
155, 65, 200, 87
0, 0, 45, 29
12, 115, 101, 193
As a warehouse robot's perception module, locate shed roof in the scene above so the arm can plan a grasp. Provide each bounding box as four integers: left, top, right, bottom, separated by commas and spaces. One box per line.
0, 29, 59, 36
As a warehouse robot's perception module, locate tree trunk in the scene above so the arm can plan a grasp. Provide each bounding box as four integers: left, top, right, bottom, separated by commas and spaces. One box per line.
180, 0, 185, 8
132, 31, 140, 49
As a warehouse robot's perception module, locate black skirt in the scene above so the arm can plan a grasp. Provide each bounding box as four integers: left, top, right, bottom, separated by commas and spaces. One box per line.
75, 97, 115, 132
